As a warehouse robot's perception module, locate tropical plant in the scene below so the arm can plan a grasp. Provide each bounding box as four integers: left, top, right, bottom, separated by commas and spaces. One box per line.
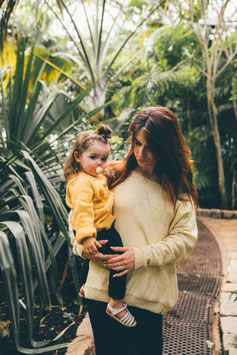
43, 0, 167, 112
110, 10, 237, 209
0, 149, 73, 353
0, 39, 112, 353
191, 0, 237, 208
107, 22, 200, 130
0, 0, 63, 52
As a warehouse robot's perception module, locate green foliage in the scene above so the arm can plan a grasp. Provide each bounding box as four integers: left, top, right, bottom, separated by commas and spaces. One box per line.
42, 0, 164, 110
110, 135, 129, 161
128, 0, 148, 7
108, 20, 237, 208
62, 312, 75, 324
0, 38, 112, 353
0, 0, 64, 52
0, 151, 75, 353
230, 290, 237, 302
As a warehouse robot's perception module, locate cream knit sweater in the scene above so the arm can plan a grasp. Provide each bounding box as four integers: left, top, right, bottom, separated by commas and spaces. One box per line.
71, 171, 198, 315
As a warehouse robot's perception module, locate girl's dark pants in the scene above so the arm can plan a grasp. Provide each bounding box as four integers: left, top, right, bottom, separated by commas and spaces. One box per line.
86, 298, 163, 355
80, 223, 126, 299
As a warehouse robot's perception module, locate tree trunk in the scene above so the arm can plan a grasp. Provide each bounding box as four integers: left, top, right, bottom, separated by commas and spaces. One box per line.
232, 168, 236, 210
232, 77, 237, 121
207, 79, 227, 209
186, 97, 192, 150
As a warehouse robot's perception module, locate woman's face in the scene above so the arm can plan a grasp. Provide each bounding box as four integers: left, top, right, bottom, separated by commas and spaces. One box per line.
133, 128, 156, 174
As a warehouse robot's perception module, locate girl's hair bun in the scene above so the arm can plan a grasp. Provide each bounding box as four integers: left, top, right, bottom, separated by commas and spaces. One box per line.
96, 125, 112, 139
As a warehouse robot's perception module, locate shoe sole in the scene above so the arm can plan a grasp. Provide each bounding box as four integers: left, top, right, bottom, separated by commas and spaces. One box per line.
106, 309, 137, 327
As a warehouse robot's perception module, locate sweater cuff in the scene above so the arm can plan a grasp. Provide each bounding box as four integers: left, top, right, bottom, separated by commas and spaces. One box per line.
133, 247, 147, 270
72, 243, 85, 259
76, 226, 97, 244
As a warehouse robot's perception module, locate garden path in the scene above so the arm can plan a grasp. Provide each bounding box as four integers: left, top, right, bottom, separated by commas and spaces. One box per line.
199, 216, 237, 355
162, 218, 222, 354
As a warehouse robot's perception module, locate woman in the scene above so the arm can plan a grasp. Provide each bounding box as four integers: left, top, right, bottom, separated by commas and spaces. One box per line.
71, 106, 198, 355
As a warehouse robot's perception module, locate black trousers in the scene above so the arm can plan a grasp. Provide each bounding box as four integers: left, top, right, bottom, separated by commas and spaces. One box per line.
86, 298, 163, 355
80, 223, 126, 299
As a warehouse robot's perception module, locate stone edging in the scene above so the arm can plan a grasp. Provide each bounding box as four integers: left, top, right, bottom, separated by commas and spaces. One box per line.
219, 252, 237, 354
197, 208, 237, 219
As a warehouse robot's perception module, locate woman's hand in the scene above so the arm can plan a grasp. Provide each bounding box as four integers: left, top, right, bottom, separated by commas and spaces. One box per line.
103, 246, 135, 277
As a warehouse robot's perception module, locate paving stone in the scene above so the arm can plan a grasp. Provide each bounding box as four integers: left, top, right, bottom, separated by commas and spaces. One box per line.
211, 209, 223, 218
228, 260, 237, 273
66, 313, 94, 355
222, 283, 237, 292
75, 313, 93, 338
220, 317, 237, 334
231, 253, 237, 260
223, 210, 235, 219
232, 211, 237, 219
222, 333, 237, 352
220, 293, 237, 316
226, 245, 237, 253
197, 208, 212, 217
227, 274, 237, 283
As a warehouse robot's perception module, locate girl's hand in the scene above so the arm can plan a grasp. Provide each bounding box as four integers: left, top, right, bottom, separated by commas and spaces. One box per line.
82, 239, 113, 264
103, 246, 135, 277
82, 237, 106, 259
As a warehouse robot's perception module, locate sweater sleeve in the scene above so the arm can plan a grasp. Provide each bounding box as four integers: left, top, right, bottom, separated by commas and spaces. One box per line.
133, 201, 198, 270
68, 211, 85, 259
69, 177, 97, 244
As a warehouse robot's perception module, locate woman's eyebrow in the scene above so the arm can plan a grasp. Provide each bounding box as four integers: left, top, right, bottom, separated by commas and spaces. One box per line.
135, 138, 147, 146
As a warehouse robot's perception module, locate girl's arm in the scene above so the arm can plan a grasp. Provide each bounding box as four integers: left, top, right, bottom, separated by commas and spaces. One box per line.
68, 176, 97, 244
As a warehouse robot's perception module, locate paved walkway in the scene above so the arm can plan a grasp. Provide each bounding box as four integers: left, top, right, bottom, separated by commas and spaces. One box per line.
163, 218, 222, 354
199, 217, 237, 355
66, 216, 237, 355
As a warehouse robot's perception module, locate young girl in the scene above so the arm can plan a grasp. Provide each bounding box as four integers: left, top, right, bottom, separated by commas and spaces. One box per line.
64, 125, 136, 328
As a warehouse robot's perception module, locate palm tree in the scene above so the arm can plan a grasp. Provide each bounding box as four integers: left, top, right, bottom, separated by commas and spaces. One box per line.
43, 0, 166, 111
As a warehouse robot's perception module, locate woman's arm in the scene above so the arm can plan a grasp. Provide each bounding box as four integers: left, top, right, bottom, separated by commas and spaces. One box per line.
132, 201, 197, 269
104, 201, 197, 275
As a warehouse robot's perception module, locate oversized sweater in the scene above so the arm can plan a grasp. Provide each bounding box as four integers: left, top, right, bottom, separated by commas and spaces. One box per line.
71, 171, 198, 315
66, 172, 115, 244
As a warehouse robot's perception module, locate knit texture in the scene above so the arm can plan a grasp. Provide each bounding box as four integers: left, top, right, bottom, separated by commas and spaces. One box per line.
71, 171, 198, 314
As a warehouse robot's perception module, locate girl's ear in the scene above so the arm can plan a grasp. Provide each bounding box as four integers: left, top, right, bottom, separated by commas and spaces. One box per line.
74, 151, 81, 163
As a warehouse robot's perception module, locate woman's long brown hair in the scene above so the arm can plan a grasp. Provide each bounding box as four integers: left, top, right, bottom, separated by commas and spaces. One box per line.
109, 106, 198, 208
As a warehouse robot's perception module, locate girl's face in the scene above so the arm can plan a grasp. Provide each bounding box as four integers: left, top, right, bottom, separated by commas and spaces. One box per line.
74, 142, 110, 177
133, 128, 156, 174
